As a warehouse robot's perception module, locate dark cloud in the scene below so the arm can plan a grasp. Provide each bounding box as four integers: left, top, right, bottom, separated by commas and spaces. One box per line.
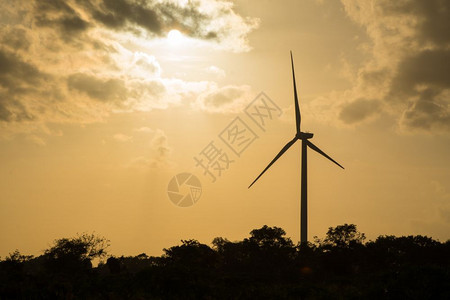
203, 86, 246, 107
0, 92, 33, 122
393, 49, 450, 94
339, 0, 450, 133
87, 0, 161, 33
382, 0, 450, 47
390, 49, 450, 131
417, 0, 450, 46
401, 89, 450, 131
87, 0, 222, 39
68, 73, 127, 103
34, 0, 90, 38
339, 98, 381, 124
361, 69, 390, 87
0, 48, 45, 91
0, 100, 12, 121
1, 27, 31, 51
195, 85, 250, 113
155, 1, 217, 39
0, 48, 46, 122
69, 0, 158, 32
33, 0, 221, 41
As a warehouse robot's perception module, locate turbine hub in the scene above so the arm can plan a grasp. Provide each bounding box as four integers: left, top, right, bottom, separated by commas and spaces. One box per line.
296, 132, 314, 140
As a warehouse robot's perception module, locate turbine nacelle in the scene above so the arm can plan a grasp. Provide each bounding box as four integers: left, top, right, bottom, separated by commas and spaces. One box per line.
296, 132, 314, 140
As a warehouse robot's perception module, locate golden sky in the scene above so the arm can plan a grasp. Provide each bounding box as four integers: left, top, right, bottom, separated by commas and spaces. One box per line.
1, 0, 449, 258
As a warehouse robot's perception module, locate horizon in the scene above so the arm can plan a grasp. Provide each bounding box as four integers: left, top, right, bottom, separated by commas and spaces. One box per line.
3, 222, 448, 260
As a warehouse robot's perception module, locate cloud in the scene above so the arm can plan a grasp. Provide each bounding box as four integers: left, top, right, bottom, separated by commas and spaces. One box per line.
339, 98, 381, 124
127, 156, 153, 170
385, 0, 450, 47
127, 52, 161, 77
128, 129, 174, 169
0, 47, 47, 122
325, 0, 450, 133
194, 85, 252, 113
26, 135, 47, 146
399, 89, 450, 131
83, 0, 161, 33
113, 133, 132, 142
1, 26, 31, 51
205, 65, 226, 78
34, 0, 91, 40
0, 48, 45, 89
133, 127, 154, 133
68, 73, 127, 103
391, 49, 450, 94
150, 129, 172, 162
31, 0, 258, 48
0, 0, 259, 138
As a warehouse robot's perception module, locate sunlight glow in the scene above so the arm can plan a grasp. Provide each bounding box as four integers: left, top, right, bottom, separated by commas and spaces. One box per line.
167, 29, 183, 45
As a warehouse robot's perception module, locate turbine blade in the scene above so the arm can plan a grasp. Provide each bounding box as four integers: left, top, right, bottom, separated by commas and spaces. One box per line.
291, 51, 301, 133
248, 137, 298, 188
306, 140, 344, 169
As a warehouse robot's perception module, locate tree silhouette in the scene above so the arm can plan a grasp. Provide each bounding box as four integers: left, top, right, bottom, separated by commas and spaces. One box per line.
320, 223, 366, 249
44, 233, 109, 274
248, 225, 294, 249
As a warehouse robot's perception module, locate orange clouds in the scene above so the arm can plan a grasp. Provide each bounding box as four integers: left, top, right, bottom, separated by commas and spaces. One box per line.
332, 0, 450, 133
0, 0, 259, 139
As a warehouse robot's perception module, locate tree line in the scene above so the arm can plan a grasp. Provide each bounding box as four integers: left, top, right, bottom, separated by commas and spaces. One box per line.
1, 224, 449, 299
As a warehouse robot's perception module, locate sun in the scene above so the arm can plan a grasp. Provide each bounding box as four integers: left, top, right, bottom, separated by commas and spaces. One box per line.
167, 29, 183, 44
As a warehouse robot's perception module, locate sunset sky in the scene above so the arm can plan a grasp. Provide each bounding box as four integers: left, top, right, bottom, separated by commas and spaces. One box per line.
1, 0, 449, 258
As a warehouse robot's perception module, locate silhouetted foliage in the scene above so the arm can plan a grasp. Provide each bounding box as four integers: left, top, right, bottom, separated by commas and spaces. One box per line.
43, 233, 109, 276
106, 256, 121, 274
248, 225, 294, 248
1, 225, 449, 299
318, 223, 366, 249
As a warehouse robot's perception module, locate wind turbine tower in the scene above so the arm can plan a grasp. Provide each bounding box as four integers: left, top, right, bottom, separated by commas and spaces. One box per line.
249, 52, 344, 244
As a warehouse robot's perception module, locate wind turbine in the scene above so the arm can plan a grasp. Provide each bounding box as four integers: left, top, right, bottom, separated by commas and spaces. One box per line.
248, 51, 344, 244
